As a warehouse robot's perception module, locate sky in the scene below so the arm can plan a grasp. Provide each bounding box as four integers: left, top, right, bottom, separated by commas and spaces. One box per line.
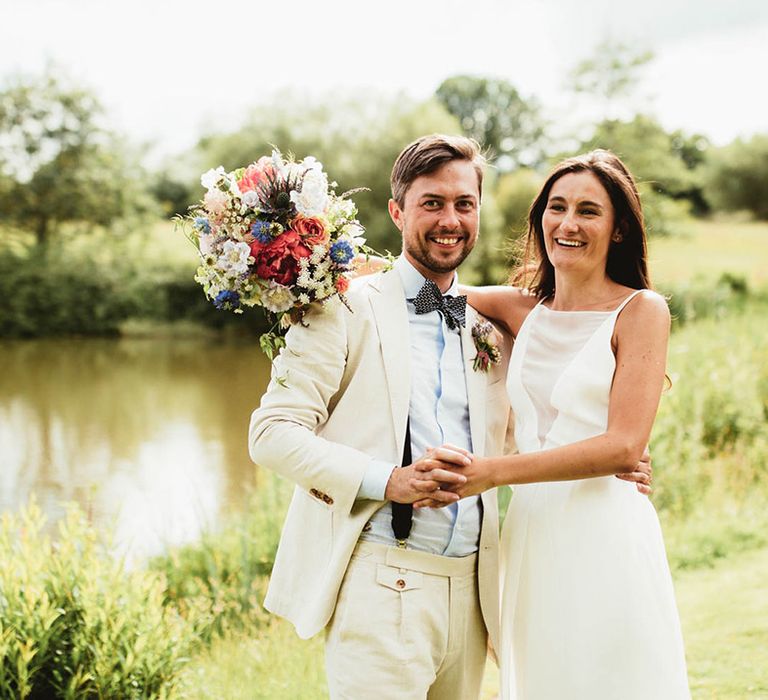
2, 0, 767, 163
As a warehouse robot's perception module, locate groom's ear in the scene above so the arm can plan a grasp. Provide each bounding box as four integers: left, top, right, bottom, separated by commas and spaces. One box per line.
388, 198, 404, 232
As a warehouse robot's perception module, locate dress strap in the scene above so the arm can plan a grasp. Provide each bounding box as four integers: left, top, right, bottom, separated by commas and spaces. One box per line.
612, 289, 645, 316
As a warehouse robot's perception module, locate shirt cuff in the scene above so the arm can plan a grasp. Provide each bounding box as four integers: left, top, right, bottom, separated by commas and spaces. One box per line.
356, 459, 397, 501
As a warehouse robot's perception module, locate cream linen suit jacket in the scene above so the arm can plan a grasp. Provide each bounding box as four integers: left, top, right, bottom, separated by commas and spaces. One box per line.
248, 266, 512, 653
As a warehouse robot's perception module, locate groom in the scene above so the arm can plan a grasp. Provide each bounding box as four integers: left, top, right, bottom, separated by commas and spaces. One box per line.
249, 134, 510, 699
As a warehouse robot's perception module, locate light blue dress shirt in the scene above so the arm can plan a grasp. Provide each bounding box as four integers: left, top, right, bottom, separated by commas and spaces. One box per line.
357, 256, 481, 556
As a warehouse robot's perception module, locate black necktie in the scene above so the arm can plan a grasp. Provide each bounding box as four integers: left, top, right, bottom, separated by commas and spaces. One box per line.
391, 419, 413, 545
412, 279, 467, 330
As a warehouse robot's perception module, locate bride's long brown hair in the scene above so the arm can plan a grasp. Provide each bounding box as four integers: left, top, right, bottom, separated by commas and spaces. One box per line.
514, 150, 651, 297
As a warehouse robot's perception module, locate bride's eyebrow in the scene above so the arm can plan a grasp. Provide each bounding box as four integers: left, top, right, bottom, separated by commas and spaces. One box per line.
548, 195, 604, 209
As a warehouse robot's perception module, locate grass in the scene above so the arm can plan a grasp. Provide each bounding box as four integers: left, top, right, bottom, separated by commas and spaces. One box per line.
649, 218, 768, 288
179, 619, 327, 700
677, 546, 768, 699
179, 544, 768, 699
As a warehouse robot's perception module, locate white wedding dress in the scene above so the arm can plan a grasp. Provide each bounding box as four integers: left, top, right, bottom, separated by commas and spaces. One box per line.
500, 291, 690, 699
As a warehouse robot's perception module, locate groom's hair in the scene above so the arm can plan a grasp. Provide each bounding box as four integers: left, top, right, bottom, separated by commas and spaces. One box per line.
390, 134, 485, 207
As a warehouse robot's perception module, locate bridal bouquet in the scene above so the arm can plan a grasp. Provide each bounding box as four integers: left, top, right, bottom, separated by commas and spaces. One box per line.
180, 150, 377, 358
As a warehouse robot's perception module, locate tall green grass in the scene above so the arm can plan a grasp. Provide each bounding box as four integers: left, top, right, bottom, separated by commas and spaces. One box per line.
0, 502, 194, 699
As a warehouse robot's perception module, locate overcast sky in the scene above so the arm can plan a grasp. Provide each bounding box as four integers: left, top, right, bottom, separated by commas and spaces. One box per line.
2, 0, 767, 161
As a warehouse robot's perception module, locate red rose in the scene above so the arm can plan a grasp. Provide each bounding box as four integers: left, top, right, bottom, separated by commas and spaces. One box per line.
250, 230, 311, 286
293, 215, 329, 246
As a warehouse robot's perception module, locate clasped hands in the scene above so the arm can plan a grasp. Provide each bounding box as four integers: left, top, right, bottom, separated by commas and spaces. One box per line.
384, 444, 653, 509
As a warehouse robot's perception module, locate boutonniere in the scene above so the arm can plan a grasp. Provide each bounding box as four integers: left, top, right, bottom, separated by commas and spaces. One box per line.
471, 319, 502, 373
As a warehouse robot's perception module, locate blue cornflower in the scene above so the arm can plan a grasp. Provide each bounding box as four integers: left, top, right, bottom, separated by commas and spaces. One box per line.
250, 220, 272, 244
193, 216, 211, 235
213, 290, 240, 310
329, 240, 355, 265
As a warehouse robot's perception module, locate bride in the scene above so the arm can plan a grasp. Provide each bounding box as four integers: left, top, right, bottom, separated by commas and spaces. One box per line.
418, 150, 690, 698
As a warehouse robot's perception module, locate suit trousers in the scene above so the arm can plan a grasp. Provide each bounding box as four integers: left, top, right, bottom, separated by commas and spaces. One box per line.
325, 541, 488, 700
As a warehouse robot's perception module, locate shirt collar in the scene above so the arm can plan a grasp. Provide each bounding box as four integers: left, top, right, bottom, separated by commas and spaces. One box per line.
394, 255, 459, 300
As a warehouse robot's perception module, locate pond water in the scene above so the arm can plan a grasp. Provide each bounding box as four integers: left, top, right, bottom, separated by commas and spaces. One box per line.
0, 337, 273, 561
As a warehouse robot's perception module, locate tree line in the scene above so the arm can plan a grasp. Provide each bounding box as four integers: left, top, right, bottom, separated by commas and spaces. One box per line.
0, 44, 766, 335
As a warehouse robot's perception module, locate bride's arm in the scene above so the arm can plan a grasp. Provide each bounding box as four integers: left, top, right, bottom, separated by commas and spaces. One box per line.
351, 254, 389, 277
424, 291, 670, 495
459, 284, 539, 337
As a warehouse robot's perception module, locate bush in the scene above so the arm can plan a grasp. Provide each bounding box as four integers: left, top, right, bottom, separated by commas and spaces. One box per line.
0, 250, 134, 337
0, 246, 270, 338
703, 134, 768, 220
660, 272, 751, 327
0, 502, 194, 699
651, 301, 768, 519
150, 472, 292, 643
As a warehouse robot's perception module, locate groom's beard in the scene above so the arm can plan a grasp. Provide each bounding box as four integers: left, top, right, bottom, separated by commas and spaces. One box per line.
405, 228, 475, 274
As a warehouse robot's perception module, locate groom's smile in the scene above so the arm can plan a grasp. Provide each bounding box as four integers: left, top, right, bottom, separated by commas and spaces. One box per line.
389, 159, 481, 290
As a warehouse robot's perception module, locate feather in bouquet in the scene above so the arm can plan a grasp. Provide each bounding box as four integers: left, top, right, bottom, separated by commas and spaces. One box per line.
179, 150, 382, 359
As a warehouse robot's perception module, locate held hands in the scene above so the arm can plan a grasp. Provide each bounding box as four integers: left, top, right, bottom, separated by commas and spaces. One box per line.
407, 443, 655, 509
384, 445, 471, 506
410, 448, 495, 508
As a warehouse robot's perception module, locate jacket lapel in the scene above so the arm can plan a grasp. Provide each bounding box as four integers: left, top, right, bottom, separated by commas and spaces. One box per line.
369, 270, 411, 455
462, 305, 487, 457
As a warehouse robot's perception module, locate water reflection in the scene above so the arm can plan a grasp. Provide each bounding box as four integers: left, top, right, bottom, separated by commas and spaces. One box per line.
0, 337, 272, 561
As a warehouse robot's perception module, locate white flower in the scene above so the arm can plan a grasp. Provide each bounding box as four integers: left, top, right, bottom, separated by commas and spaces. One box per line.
199, 234, 215, 256
341, 223, 366, 247
300, 156, 323, 172
229, 178, 242, 197
261, 282, 297, 313
204, 188, 229, 215
326, 197, 356, 227
241, 190, 259, 209
201, 166, 226, 190
291, 168, 330, 217
216, 240, 252, 277
309, 245, 326, 265
297, 293, 311, 305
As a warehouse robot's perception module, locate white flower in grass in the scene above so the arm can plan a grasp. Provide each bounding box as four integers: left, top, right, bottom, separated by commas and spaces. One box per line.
261, 282, 297, 313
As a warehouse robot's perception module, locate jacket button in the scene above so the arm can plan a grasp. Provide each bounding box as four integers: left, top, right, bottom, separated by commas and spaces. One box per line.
323, 494, 334, 505
396, 579, 405, 589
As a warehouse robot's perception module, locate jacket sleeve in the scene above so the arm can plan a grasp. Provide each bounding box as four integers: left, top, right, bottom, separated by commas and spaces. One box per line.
248, 298, 375, 516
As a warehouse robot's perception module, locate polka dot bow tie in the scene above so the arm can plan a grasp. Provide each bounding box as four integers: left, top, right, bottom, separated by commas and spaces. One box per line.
412, 279, 467, 330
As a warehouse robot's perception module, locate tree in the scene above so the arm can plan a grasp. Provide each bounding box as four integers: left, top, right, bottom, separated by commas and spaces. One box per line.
570, 42, 654, 120
0, 71, 151, 246
578, 115, 709, 233
192, 92, 462, 253
435, 76, 546, 170
703, 134, 768, 220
